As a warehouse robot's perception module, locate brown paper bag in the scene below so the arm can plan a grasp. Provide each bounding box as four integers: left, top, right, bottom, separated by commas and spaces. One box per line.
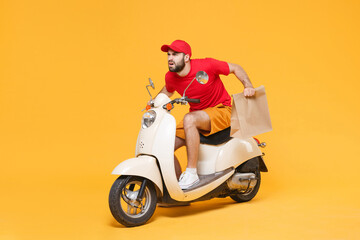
230, 85, 272, 139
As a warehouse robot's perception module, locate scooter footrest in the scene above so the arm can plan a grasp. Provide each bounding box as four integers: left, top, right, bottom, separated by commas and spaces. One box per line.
183, 168, 233, 192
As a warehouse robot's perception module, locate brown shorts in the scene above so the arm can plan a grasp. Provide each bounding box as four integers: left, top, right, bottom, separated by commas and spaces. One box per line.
176, 104, 232, 140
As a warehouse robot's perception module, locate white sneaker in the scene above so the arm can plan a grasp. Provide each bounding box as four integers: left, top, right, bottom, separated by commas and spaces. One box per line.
178, 171, 200, 190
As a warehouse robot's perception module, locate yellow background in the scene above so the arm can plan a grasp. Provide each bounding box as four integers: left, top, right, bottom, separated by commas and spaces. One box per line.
1, 0, 359, 239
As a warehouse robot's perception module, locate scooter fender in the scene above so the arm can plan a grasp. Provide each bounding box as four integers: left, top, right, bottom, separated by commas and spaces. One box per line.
216, 138, 262, 172
111, 155, 163, 195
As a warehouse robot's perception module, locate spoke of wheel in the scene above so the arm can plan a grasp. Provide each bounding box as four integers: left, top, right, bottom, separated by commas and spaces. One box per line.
127, 205, 134, 215
132, 207, 137, 215
141, 198, 146, 212
126, 203, 139, 215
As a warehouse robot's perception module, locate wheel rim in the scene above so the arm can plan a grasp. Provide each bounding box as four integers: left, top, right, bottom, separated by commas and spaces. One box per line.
120, 180, 152, 218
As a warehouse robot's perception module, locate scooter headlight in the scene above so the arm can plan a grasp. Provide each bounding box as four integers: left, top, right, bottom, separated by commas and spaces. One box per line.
142, 110, 156, 128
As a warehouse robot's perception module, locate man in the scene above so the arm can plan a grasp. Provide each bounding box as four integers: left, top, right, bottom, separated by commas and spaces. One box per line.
158, 40, 255, 190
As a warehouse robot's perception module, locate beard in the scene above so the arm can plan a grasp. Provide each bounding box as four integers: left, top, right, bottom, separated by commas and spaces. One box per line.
169, 57, 185, 72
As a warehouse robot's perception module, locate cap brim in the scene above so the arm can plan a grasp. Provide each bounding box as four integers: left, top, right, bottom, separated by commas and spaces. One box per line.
161, 45, 170, 52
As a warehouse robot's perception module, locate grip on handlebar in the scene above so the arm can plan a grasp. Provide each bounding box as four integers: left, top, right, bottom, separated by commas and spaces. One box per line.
185, 98, 200, 103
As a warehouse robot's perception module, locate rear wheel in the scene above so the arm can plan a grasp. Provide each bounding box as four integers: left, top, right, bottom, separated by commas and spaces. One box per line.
109, 176, 157, 227
230, 170, 261, 203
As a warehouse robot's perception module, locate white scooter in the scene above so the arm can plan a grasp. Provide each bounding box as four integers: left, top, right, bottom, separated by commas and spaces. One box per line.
109, 72, 268, 227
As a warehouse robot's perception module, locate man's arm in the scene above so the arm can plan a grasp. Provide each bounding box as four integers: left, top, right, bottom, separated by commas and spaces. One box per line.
157, 85, 174, 98
228, 63, 255, 97
148, 86, 173, 105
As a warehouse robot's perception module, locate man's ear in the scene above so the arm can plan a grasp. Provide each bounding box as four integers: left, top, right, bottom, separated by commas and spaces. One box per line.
184, 54, 190, 63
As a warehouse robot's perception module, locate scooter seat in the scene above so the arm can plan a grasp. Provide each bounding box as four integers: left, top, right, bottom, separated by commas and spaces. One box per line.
200, 127, 232, 145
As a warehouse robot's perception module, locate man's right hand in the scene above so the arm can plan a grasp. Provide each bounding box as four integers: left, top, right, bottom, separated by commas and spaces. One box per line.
244, 87, 256, 97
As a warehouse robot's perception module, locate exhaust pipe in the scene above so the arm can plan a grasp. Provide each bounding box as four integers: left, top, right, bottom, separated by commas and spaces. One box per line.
227, 173, 257, 192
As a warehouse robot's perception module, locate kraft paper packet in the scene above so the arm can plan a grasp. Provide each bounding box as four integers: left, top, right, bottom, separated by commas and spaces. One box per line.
230, 85, 272, 139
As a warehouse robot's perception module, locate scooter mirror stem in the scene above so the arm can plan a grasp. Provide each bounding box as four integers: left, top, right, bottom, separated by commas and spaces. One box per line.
142, 78, 155, 111
182, 77, 196, 97
146, 82, 154, 101
182, 71, 209, 97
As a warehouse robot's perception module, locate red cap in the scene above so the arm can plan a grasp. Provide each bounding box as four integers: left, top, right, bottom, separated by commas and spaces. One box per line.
161, 40, 192, 58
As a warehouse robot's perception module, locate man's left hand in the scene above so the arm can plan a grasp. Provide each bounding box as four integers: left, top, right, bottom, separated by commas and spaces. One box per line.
244, 87, 256, 97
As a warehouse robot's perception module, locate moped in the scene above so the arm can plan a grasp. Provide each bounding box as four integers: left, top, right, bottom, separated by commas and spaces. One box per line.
109, 71, 268, 227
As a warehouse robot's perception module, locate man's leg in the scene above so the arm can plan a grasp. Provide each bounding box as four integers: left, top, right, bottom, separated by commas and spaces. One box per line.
178, 110, 211, 189
174, 137, 185, 179
183, 111, 211, 168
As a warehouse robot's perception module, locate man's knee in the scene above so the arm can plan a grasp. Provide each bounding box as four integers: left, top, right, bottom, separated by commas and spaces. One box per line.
183, 111, 211, 131
183, 113, 196, 130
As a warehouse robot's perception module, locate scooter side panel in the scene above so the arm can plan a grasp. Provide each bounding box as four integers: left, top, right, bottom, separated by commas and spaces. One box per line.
111, 155, 163, 194
151, 113, 185, 200
135, 109, 165, 156
216, 138, 262, 172
197, 144, 223, 175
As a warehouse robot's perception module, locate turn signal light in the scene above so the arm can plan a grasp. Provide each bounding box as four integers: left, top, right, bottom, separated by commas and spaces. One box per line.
166, 103, 173, 111
146, 105, 151, 111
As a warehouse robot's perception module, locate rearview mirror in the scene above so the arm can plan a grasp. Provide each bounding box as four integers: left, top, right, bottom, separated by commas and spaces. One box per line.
196, 71, 209, 85
149, 78, 155, 89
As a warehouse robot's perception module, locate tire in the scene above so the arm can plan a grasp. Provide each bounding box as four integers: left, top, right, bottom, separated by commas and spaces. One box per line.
230, 170, 261, 203
109, 176, 157, 227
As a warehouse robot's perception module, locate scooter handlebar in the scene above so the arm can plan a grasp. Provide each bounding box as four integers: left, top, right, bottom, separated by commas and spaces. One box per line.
169, 97, 200, 104
184, 97, 200, 103
162, 97, 200, 110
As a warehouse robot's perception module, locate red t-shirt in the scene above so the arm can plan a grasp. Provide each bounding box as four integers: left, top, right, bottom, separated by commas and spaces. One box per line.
165, 58, 231, 112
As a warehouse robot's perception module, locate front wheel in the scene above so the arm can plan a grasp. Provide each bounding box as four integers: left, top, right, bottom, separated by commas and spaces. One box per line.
230, 170, 261, 203
109, 176, 157, 227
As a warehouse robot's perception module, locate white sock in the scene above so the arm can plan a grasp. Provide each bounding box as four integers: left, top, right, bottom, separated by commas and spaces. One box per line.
186, 168, 197, 175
